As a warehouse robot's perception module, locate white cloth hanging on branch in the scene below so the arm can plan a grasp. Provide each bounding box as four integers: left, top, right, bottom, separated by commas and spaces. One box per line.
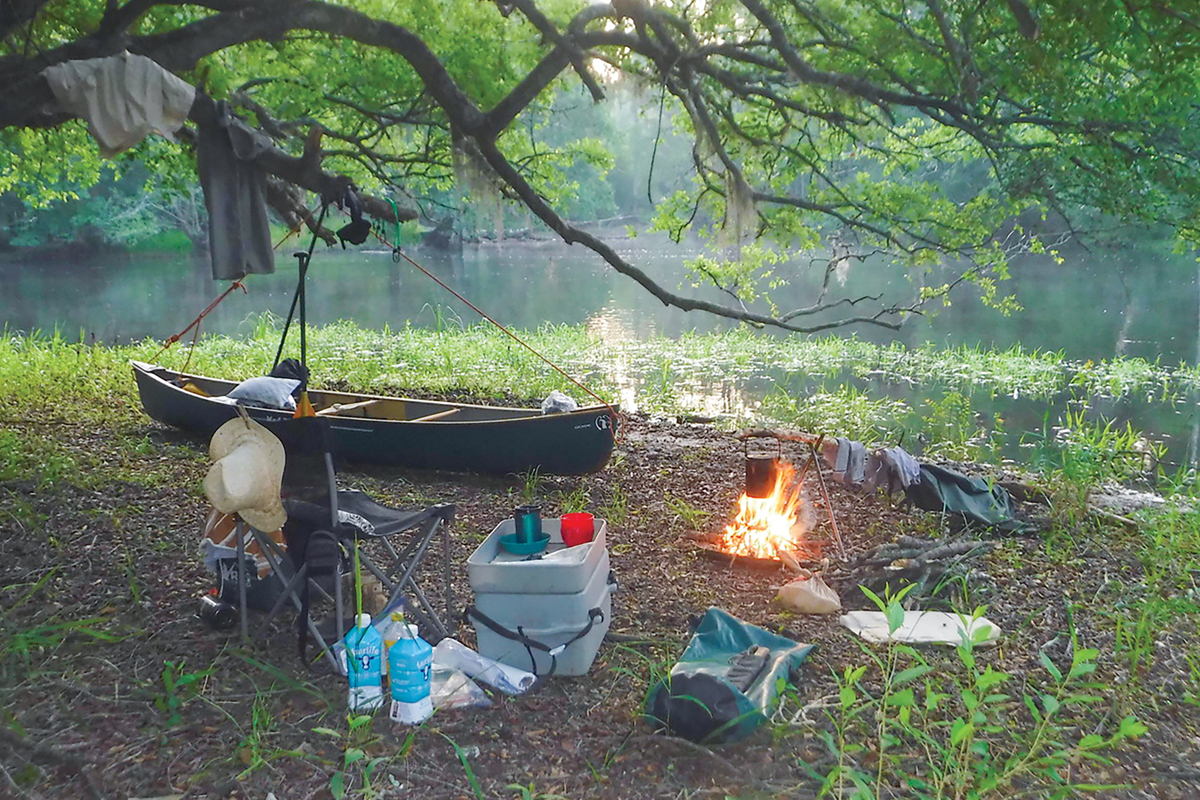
41, 50, 196, 157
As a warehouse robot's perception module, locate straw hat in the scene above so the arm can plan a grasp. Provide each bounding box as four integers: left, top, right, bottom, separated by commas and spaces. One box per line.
204, 416, 287, 532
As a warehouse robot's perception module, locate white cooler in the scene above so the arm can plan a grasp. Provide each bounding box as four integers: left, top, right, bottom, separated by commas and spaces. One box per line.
466, 518, 614, 676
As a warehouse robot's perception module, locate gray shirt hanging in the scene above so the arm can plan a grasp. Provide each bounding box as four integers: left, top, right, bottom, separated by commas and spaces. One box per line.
196, 101, 276, 280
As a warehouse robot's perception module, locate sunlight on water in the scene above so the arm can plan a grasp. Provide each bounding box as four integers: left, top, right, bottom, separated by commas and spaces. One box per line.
675, 381, 760, 419
4, 235, 1199, 468
586, 305, 641, 412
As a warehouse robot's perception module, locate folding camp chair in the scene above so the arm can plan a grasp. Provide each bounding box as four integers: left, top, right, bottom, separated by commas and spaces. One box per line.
230, 416, 455, 669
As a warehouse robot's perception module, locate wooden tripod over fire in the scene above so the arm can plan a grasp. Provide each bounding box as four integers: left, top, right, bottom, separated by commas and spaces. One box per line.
736, 428, 847, 561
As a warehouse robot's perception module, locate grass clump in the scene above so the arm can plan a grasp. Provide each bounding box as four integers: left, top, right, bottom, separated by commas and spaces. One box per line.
757, 384, 913, 445
3, 320, 1195, 470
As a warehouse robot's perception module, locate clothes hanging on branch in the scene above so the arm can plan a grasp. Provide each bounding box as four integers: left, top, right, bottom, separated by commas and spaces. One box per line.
334, 187, 371, 247
41, 50, 196, 157
41, 52, 274, 282
196, 101, 276, 280
821, 438, 1029, 532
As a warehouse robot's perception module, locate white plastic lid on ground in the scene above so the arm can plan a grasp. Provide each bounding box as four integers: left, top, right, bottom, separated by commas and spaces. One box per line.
840, 610, 1001, 645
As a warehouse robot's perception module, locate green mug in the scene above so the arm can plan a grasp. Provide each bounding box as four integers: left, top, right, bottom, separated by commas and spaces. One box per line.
513, 504, 542, 543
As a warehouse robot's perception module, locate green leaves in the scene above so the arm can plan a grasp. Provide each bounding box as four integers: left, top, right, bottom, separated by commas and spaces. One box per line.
7, 0, 1200, 333
1040, 649, 1063, 682
152, 659, 214, 728
804, 604, 1145, 800
894, 664, 933, 686
315, 713, 393, 799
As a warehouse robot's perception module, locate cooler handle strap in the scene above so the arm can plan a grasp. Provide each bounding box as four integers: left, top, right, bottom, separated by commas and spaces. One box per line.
464, 605, 605, 678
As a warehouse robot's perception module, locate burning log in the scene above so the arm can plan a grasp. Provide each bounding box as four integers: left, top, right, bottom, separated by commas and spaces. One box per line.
737, 429, 845, 558
687, 456, 825, 570
684, 531, 822, 571
720, 460, 809, 559
685, 532, 805, 570
688, 429, 848, 570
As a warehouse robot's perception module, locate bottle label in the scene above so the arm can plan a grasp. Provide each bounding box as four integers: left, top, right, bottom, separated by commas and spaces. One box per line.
345, 627, 384, 712
391, 660, 432, 703
390, 643, 432, 703
348, 650, 382, 685
390, 697, 433, 725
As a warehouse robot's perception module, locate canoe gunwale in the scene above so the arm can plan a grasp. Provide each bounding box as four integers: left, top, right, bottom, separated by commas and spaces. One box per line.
130, 360, 611, 425
130, 361, 617, 475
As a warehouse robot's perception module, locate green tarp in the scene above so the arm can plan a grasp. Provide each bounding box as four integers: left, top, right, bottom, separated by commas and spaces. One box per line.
905, 463, 1031, 533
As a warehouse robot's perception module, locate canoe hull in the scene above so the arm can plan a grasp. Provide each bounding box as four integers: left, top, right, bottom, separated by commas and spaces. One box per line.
132, 362, 616, 475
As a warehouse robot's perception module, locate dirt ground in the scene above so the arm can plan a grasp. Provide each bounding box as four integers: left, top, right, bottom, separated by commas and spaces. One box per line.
1, 414, 1198, 799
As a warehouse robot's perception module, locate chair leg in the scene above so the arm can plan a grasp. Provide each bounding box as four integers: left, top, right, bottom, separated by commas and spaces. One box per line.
263, 564, 308, 628
235, 519, 250, 641
361, 515, 454, 642
249, 528, 341, 671
335, 560, 344, 645
415, 582, 449, 641
441, 516, 453, 629
390, 518, 441, 598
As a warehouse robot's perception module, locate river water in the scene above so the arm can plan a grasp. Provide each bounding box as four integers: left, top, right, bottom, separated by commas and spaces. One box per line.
4, 233, 1194, 359
3, 232, 1197, 465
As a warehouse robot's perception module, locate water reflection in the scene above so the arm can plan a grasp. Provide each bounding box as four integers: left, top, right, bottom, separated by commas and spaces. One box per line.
586, 304, 640, 413
3, 234, 1194, 361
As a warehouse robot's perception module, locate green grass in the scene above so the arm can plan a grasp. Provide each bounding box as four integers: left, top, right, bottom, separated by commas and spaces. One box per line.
3, 321, 1193, 499
0, 320, 1192, 452
0, 429, 81, 488
1109, 506, 1200, 701
2, 320, 1190, 503
124, 229, 195, 253
792, 587, 1148, 800
664, 493, 711, 530
1, 322, 1196, 798
0, 569, 123, 685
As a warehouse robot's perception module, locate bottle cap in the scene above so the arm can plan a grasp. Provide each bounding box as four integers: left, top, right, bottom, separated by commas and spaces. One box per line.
406, 624, 420, 638
357, 613, 372, 628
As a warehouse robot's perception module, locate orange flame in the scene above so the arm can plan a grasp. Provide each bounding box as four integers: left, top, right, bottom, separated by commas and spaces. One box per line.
720, 461, 811, 559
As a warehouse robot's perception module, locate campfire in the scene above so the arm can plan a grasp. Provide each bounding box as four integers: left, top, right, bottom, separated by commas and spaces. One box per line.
718, 461, 819, 562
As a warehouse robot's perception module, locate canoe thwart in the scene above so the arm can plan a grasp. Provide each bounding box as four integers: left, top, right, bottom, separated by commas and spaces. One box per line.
316, 399, 383, 416
410, 407, 460, 422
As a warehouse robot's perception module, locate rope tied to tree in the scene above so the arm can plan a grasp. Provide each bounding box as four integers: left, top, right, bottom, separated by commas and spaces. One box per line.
365, 221, 623, 439
155, 279, 247, 375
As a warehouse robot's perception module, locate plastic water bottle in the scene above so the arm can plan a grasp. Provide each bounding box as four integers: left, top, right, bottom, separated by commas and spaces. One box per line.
343, 613, 384, 712
388, 624, 433, 725
380, 610, 406, 694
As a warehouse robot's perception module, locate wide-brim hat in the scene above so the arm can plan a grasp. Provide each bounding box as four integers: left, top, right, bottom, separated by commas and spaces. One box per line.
204, 416, 287, 532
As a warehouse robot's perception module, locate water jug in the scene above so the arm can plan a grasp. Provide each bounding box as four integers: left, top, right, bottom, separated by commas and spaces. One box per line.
388, 624, 433, 725
380, 610, 406, 694
343, 613, 384, 712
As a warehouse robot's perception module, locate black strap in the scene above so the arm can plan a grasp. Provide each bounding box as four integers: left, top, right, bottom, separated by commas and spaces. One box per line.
464, 605, 604, 678
298, 530, 340, 667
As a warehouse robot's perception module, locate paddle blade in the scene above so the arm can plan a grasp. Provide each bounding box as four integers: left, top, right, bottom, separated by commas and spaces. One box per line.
294, 390, 316, 418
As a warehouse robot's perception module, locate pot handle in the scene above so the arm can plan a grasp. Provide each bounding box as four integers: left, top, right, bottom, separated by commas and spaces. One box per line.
742, 430, 782, 460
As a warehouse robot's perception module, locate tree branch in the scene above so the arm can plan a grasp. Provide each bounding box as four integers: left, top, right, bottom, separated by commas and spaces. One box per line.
3, 0, 1183, 334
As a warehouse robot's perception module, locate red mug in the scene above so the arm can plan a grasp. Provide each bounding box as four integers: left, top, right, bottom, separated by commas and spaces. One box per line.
560, 513, 595, 547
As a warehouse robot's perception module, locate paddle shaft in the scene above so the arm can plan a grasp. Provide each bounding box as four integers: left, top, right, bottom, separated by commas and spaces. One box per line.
273, 202, 329, 373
